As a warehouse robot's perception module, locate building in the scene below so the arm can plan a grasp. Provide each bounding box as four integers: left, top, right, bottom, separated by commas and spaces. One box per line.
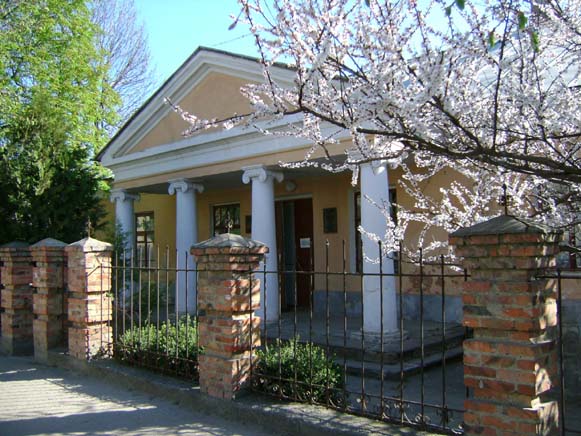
98, 47, 465, 334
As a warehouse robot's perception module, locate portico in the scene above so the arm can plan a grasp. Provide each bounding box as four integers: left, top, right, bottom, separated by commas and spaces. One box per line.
99, 48, 405, 331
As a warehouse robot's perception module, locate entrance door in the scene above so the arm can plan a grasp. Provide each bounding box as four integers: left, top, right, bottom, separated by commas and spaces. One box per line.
275, 198, 314, 309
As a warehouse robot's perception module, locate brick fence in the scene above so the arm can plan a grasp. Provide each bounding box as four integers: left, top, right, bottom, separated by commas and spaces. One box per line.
1, 237, 113, 361
31, 238, 67, 362
66, 238, 113, 360
450, 215, 560, 436
191, 233, 266, 399
0, 242, 34, 355
0, 215, 565, 435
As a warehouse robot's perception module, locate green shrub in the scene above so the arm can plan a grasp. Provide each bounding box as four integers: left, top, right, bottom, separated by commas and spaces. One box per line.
253, 337, 344, 404
115, 316, 200, 377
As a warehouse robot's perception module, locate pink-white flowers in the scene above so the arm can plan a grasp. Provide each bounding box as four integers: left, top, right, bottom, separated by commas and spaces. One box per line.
176, 0, 581, 258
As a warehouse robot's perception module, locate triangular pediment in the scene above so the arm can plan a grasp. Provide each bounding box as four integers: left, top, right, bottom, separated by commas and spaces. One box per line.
98, 47, 294, 163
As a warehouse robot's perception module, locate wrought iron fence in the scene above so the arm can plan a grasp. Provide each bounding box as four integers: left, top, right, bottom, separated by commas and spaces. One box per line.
251, 241, 468, 435
0, 262, 3, 339
93, 241, 467, 435
98, 247, 200, 380
537, 268, 581, 435
0, 260, 3, 337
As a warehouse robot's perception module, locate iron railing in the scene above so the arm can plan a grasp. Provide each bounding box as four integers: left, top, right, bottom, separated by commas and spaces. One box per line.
537, 269, 581, 435
98, 247, 200, 380
250, 241, 467, 435
94, 241, 467, 434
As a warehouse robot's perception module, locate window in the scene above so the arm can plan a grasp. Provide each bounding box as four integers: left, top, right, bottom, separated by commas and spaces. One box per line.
213, 203, 240, 235
354, 189, 397, 273
135, 212, 154, 266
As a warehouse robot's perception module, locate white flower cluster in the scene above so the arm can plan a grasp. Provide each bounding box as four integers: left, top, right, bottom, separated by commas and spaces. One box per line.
175, 0, 581, 258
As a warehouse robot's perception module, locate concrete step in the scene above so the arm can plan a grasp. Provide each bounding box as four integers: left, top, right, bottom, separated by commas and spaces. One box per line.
340, 346, 463, 381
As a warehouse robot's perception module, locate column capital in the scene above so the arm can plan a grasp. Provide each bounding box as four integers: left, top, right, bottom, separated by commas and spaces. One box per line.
168, 178, 204, 195
110, 189, 140, 203
360, 159, 389, 176
241, 165, 283, 184
350, 145, 400, 173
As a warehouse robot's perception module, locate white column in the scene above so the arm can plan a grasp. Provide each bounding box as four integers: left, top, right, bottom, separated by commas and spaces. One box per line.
169, 179, 204, 314
360, 161, 398, 334
242, 165, 283, 322
110, 189, 140, 252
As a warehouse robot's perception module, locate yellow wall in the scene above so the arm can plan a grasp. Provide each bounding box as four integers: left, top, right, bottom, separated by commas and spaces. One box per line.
134, 194, 176, 263
128, 72, 256, 154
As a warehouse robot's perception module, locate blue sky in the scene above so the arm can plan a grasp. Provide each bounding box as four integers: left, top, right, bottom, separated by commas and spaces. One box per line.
137, 0, 259, 85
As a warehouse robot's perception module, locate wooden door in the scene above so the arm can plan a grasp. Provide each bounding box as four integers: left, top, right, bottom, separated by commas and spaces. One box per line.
293, 198, 313, 307
276, 198, 314, 309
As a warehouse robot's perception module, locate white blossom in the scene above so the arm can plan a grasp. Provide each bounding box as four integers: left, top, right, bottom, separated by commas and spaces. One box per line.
174, 0, 581, 258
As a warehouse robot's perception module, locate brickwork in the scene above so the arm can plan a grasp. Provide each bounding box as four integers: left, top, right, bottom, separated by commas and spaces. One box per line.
65, 238, 113, 360
191, 234, 267, 400
0, 242, 34, 355
450, 216, 561, 436
30, 238, 67, 361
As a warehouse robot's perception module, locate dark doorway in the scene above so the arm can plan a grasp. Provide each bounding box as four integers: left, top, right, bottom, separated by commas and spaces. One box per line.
275, 198, 314, 309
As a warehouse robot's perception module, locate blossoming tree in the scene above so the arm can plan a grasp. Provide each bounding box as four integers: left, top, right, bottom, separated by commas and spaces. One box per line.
175, 0, 581, 258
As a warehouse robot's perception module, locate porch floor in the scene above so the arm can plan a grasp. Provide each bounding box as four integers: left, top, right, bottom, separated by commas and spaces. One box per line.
262, 309, 465, 370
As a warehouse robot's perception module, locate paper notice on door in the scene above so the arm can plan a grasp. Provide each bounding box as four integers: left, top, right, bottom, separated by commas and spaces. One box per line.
299, 238, 311, 248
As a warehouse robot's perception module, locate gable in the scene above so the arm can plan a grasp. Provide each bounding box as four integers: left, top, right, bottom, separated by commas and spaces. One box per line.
127, 71, 256, 154
98, 48, 296, 164
97, 48, 351, 189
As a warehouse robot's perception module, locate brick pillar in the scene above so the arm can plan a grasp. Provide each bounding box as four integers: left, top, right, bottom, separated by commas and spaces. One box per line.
0, 242, 33, 355
191, 234, 267, 399
450, 215, 561, 436
30, 238, 67, 361
65, 237, 113, 360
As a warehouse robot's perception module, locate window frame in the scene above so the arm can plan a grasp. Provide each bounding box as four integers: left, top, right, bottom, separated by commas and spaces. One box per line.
135, 212, 154, 266
212, 203, 241, 236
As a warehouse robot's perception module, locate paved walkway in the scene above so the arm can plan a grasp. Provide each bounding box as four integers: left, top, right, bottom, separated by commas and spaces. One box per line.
0, 356, 273, 436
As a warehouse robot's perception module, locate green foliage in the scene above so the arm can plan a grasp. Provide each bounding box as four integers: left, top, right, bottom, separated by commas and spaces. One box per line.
0, 0, 118, 244
116, 316, 200, 376
253, 338, 344, 403
517, 11, 528, 30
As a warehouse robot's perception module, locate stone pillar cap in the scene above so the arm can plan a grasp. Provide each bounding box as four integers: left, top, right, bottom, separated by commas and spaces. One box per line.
451, 215, 558, 237
31, 238, 67, 248
66, 237, 114, 252
192, 233, 268, 253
